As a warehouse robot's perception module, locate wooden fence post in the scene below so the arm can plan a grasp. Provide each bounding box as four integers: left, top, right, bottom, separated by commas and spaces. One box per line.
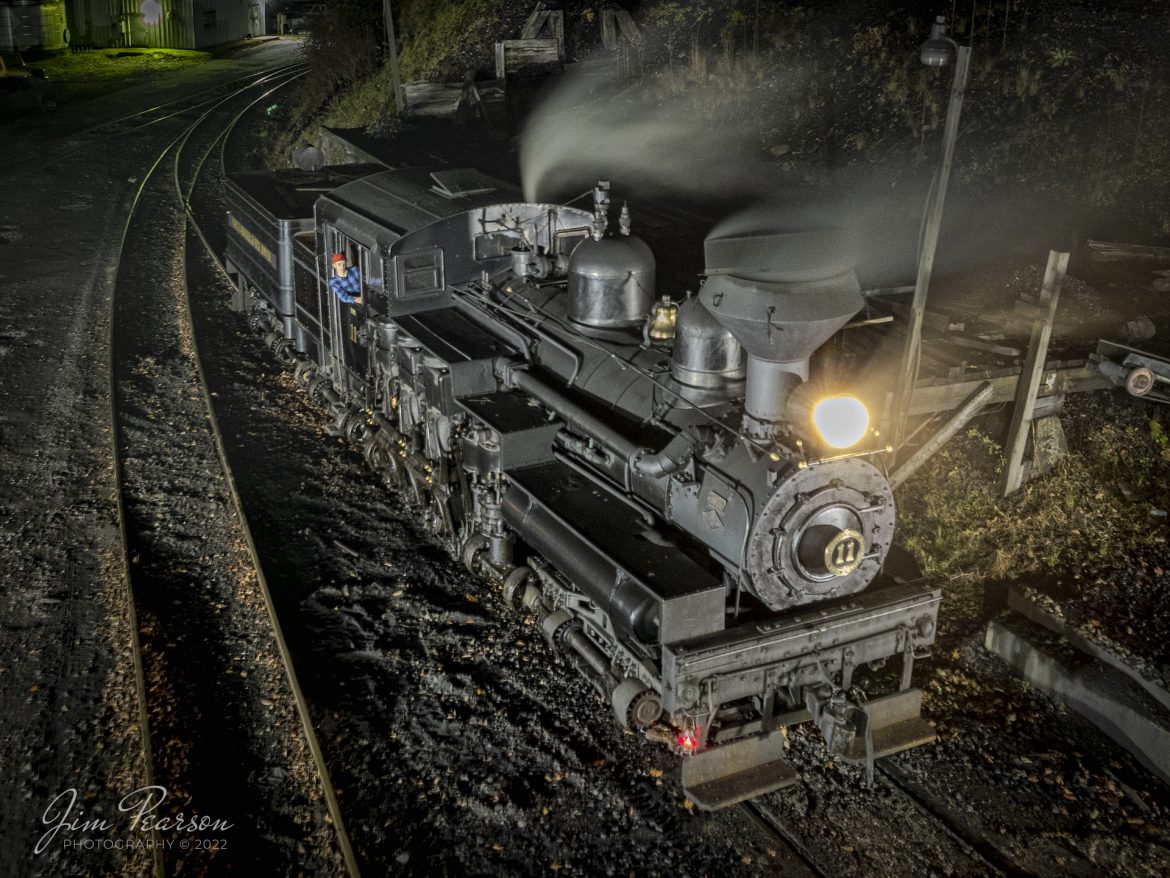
1000, 250, 1068, 496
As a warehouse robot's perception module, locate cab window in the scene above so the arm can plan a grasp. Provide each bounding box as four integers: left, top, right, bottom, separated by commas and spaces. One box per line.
393, 247, 444, 299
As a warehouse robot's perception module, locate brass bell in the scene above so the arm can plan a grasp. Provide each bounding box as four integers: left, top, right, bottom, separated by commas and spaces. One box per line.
648, 296, 678, 341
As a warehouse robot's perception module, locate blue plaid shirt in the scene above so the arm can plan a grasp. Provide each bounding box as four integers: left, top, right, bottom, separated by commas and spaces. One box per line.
329, 266, 362, 303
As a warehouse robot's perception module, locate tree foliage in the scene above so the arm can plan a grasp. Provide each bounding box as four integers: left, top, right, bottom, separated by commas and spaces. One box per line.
303, 0, 384, 105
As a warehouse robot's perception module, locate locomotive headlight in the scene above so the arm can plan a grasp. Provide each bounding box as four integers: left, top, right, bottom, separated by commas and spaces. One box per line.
812, 395, 869, 449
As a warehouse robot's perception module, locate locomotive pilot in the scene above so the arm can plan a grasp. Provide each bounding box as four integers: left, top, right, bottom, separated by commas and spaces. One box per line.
329, 252, 363, 305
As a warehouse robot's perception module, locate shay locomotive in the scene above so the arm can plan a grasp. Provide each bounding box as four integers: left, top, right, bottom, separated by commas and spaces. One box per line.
223, 165, 941, 809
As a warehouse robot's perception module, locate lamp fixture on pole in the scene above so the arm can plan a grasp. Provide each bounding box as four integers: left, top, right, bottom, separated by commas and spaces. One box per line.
889, 15, 971, 464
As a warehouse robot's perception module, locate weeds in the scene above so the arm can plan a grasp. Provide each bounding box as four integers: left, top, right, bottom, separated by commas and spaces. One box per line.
899, 408, 1170, 588
1044, 47, 1078, 68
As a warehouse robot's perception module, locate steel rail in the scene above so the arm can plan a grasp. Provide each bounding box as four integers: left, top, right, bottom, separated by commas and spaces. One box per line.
105, 70, 349, 877
3, 61, 308, 169
877, 762, 1032, 877
105, 99, 199, 878
738, 799, 826, 878
739, 764, 1026, 878
173, 72, 362, 878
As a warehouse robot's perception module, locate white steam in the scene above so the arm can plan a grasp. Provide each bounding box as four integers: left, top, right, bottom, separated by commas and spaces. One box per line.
520, 64, 779, 204
521, 62, 1044, 290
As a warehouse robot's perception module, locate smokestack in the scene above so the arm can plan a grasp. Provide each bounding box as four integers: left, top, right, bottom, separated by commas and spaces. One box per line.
698, 230, 863, 434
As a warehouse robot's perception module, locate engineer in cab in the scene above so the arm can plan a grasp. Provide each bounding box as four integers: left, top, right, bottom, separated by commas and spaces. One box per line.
329, 252, 363, 306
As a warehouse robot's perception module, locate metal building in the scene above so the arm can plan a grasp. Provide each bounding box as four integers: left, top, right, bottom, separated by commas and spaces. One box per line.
64, 0, 264, 50
1, 0, 68, 51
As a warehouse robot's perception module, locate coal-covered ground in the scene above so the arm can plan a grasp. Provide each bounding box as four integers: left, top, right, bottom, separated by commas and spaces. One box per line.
105, 81, 343, 872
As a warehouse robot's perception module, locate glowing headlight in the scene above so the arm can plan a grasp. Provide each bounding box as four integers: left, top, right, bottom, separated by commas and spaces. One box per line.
812, 395, 869, 449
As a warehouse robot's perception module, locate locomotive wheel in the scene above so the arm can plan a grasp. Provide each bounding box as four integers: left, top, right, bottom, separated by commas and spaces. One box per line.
426, 489, 457, 545
611, 678, 663, 730
294, 360, 317, 384
404, 465, 428, 507
460, 535, 488, 571
342, 411, 369, 446
382, 450, 404, 488
502, 566, 532, 606
307, 375, 331, 404
363, 431, 388, 470
540, 609, 574, 647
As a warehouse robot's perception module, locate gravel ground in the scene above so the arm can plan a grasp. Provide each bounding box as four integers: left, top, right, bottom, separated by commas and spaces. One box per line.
0, 39, 308, 878
0, 127, 153, 878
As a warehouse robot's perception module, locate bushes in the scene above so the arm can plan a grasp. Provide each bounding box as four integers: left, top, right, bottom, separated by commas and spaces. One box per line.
396, 0, 504, 82
302, 0, 383, 107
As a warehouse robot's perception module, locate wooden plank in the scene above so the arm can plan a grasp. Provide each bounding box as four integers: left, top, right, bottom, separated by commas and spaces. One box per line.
1000, 250, 1068, 496
601, 9, 618, 50
1087, 239, 1170, 262
498, 38, 561, 76
501, 37, 560, 48
947, 336, 1022, 358
403, 82, 462, 117
906, 364, 1107, 417
614, 9, 641, 40
872, 298, 954, 335
550, 10, 565, 56
889, 381, 995, 490
889, 45, 972, 466
521, 8, 550, 39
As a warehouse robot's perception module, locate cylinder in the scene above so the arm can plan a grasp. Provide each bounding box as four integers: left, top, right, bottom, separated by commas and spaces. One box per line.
510, 369, 639, 463
502, 487, 659, 642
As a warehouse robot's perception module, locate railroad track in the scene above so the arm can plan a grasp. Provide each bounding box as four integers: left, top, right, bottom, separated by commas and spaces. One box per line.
739, 799, 825, 877
876, 761, 1033, 876
107, 67, 357, 876
2, 61, 308, 170
731, 756, 1036, 877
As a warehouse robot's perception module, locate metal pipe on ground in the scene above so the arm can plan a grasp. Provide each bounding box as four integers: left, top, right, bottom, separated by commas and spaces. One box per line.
889, 380, 994, 490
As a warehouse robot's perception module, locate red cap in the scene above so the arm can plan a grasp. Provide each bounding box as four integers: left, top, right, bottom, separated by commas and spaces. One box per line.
331, 252, 346, 265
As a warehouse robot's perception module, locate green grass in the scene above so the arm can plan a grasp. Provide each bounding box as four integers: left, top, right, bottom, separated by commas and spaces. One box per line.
318, 63, 402, 133
38, 48, 209, 82
397, 0, 498, 82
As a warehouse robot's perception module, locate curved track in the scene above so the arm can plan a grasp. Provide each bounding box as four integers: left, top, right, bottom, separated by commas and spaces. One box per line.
107, 67, 356, 876
4, 62, 307, 170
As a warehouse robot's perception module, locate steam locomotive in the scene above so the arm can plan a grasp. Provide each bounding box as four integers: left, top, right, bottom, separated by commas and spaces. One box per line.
224, 164, 940, 809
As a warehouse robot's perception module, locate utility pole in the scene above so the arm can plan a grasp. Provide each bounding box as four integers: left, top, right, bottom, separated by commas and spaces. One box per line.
384, 0, 407, 113
890, 22, 971, 463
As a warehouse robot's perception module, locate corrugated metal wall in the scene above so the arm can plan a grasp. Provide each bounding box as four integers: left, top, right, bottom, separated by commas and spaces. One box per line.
4, 0, 68, 50
67, 0, 121, 47
122, 0, 187, 48
64, 0, 260, 48
189, 0, 253, 49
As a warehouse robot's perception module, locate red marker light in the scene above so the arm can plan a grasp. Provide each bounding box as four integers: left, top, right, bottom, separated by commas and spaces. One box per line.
677, 725, 700, 752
